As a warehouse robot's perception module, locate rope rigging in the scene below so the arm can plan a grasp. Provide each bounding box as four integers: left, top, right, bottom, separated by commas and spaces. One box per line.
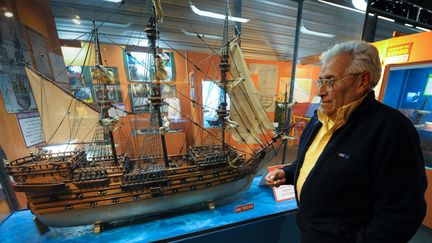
39, 0, 279, 158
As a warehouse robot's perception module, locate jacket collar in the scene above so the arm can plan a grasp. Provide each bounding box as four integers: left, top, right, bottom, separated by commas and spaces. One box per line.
313, 90, 375, 122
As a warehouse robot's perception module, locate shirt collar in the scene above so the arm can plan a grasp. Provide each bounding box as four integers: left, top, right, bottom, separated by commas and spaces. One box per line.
317, 92, 369, 127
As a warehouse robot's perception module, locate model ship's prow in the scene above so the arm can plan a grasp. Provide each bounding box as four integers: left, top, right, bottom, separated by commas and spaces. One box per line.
4, 0, 292, 234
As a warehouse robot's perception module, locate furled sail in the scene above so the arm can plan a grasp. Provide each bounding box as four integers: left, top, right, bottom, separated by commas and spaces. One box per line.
25, 67, 100, 144
228, 40, 274, 145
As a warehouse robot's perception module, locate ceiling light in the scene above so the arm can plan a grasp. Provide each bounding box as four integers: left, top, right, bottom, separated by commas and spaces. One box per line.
103, 0, 123, 2
300, 23, 335, 38
377, 16, 395, 22
190, 1, 250, 23
416, 26, 431, 32
318, 0, 364, 14
1, 7, 13, 17
4, 10, 13, 17
182, 29, 221, 40
72, 15, 81, 24
352, 0, 367, 11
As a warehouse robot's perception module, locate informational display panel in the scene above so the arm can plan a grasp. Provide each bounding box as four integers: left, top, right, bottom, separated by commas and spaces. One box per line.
16, 112, 44, 147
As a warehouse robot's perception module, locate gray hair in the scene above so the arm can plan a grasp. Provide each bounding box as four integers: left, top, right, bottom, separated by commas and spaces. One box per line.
320, 41, 382, 88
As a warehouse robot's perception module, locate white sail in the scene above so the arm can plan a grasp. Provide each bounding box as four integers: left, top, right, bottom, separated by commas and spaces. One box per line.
25, 67, 100, 145
228, 40, 274, 145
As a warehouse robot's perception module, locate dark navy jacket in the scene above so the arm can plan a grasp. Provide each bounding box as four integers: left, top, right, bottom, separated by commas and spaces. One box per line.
282, 92, 427, 243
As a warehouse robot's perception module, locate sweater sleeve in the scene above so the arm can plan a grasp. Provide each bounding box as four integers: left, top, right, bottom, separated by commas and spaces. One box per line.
356, 122, 427, 243
281, 161, 297, 185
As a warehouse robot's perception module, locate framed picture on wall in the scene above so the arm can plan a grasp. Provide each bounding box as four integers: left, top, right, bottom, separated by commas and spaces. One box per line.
90, 67, 117, 85
72, 87, 93, 103
0, 18, 35, 113
125, 51, 176, 82
67, 66, 122, 103
93, 84, 121, 102
49, 52, 69, 86
129, 83, 152, 113
0, 74, 37, 113
66, 66, 84, 89
26, 28, 53, 79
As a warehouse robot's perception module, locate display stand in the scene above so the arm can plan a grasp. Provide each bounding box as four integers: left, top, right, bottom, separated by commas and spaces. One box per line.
0, 176, 299, 243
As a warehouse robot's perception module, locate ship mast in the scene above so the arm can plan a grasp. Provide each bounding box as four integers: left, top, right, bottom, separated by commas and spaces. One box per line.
218, 1, 231, 151
145, 5, 170, 166
93, 20, 118, 164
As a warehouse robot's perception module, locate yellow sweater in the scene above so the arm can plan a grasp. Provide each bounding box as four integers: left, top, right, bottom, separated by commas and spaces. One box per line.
296, 94, 368, 200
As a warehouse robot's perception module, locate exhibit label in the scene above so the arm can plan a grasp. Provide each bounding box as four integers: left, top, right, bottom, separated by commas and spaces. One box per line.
16, 112, 45, 147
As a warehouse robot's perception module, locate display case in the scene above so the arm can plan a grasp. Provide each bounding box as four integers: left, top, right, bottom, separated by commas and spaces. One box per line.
0, 176, 299, 242
380, 62, 432, 168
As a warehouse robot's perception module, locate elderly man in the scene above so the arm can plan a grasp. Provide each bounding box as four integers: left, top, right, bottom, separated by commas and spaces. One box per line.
266, 41, 427, 243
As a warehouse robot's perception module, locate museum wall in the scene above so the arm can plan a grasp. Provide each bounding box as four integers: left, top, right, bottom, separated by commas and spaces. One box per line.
0, 0, 62, 209
0, 0, 61, 160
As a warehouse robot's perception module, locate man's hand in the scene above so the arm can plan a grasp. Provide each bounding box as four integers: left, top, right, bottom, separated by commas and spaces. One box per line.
265, 169, 286, 187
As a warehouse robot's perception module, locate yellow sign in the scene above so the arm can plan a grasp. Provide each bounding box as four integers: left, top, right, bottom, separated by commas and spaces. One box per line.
385, 43, 413, 64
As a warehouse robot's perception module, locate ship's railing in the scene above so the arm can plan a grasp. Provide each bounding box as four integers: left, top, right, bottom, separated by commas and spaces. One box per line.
9, 151, 80, 166
239, 138, 282, 176
123, 164, 168, 187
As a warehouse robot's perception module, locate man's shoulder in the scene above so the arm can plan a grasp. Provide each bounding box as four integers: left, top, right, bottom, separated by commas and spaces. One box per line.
370, 100, 416, 128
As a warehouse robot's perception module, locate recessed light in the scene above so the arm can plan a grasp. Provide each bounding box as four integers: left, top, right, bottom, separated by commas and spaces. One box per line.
190, 1, 250, 23
73, 18, 81, 25
300, 23, 335, 38
318, 0, 364, 14
4, 11, 13, 18
416, 26, 431, 32
352, 0, 367, 11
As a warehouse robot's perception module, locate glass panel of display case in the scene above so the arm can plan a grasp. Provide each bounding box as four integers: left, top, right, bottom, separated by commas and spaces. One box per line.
0, 145, 18, 223
382, 63, 432, 167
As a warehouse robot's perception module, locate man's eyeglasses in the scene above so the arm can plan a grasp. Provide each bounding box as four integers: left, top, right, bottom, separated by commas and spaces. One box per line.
314, 72, 364, 91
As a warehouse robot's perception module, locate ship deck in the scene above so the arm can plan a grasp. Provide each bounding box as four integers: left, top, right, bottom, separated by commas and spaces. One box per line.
0, 176, 298, 243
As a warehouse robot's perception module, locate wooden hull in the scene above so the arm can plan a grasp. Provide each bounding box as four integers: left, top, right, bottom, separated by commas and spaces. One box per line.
5, 143, 279, 229
36, 176, 253, 227
13, 182, 67, 192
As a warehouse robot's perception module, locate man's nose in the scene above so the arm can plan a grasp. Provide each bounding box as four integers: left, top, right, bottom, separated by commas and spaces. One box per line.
317, 85, 328, 96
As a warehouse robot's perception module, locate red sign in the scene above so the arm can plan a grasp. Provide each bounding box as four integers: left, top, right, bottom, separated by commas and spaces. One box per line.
235, 202, 254, 213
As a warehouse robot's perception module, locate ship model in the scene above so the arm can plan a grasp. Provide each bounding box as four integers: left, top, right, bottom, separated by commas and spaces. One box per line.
4, 1, 293, 234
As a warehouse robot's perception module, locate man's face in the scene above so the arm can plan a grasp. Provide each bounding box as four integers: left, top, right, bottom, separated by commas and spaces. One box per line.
317, 53, 366, 117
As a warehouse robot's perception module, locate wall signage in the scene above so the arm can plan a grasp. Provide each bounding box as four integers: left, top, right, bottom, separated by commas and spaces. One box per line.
16, 112, 44, 147
385, 42, 413, 64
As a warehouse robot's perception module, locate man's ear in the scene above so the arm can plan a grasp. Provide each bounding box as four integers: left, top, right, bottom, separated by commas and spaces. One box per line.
357, 72, 371, 93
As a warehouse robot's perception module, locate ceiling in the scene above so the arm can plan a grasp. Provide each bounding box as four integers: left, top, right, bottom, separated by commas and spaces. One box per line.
49, 0, 423, 61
